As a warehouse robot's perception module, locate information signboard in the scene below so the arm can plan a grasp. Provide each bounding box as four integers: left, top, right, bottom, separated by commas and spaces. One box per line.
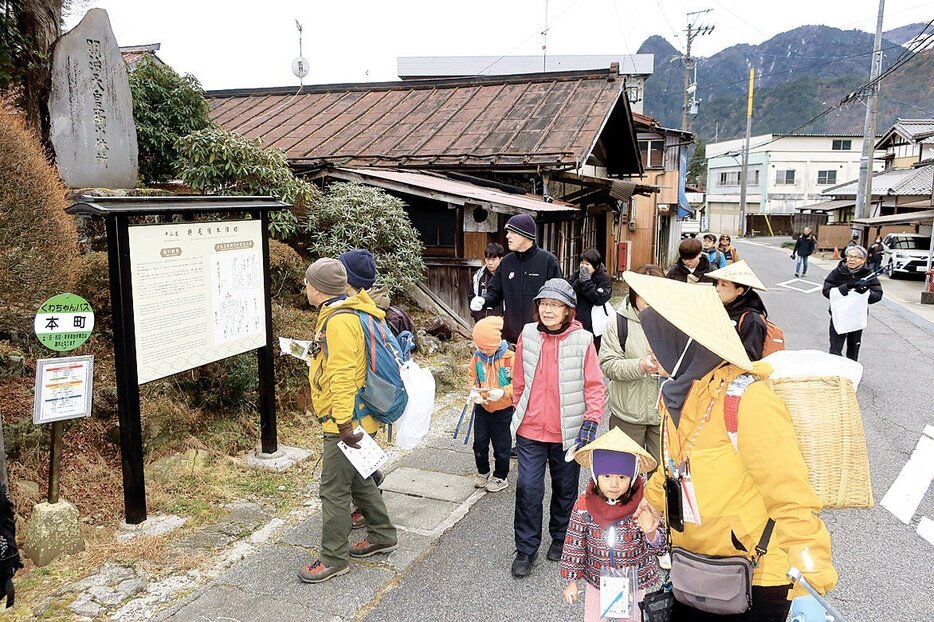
33, 356, 94, 424
127, 220, 266, 384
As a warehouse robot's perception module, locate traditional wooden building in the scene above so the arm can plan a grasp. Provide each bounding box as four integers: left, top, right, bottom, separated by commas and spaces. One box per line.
206, 67, 644, 320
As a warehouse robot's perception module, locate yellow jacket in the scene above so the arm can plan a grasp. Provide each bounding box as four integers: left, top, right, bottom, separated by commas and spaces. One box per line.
309, 290, 384, 435
645, 364, 837, 597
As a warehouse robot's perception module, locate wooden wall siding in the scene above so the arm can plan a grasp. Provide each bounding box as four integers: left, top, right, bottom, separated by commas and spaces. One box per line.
464, 231, 490, 261
425, 260, 481, 323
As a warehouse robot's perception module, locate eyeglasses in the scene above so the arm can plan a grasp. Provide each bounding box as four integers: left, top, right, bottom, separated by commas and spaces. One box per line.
538, 301, 566, 310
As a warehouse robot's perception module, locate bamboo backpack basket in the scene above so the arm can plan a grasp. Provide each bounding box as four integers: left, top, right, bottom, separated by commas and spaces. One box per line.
765, 375, 874, 509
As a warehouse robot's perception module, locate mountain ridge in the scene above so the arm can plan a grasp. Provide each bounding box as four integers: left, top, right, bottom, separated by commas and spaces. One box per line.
638, 22, 934, 143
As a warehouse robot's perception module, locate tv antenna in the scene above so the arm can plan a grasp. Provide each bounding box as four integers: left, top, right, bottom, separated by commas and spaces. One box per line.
292, 19, 309, 86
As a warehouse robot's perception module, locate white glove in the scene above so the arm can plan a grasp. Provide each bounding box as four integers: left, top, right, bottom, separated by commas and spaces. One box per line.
471, 390, 486, 404
470, 296, 486, 312
486, 388, 505, 401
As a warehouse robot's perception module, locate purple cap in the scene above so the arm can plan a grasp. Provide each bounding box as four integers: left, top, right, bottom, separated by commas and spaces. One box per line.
591, 450, 637, 479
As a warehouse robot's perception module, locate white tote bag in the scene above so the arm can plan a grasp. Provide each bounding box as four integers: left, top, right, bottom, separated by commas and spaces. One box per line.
395, 360, 436, 450
829, 289, 870, 334
590, 301, 615, 337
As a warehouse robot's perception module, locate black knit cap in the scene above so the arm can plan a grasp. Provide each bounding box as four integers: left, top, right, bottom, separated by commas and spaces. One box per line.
505, 213, 537, 240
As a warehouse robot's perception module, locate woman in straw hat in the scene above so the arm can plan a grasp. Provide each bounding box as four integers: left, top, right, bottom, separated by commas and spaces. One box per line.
623, 271, 837, 620
599, 264, 666, 463
560, 428, 666, 622
707, 260, 771, 361
510, 278, 606, 579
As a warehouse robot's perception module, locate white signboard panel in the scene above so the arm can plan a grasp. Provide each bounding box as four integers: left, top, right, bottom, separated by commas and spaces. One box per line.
128, 220, 266, 384
34, 356, 95, 424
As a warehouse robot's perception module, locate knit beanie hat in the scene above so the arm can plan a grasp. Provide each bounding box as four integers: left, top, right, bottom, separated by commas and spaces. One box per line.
305, 258, 347, 295
505, 213, 537, 240
369, 284, 391, 310
338, 249, 377, 289
533, 278, 577, 308
473, 316, 504, 353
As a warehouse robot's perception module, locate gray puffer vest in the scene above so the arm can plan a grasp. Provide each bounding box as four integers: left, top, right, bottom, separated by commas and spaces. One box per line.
512, 322, 593, 450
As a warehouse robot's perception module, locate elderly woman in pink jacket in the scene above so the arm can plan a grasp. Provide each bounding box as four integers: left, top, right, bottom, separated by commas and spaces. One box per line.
510, 278, 606, 579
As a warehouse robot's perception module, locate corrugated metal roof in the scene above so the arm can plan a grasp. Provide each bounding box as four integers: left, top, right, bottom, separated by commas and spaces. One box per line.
328, 168, 577, 214
823, 163, 934, 197
795, 199, 855, 212
397, 55, 654, 78
852, 208, 934, 226
206, 69, 641, 175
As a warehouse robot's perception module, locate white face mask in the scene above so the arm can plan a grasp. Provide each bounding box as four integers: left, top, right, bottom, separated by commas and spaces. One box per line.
655, 337, 694, 410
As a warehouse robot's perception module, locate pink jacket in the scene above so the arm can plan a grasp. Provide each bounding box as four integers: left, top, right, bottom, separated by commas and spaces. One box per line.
513, 320, 605, 444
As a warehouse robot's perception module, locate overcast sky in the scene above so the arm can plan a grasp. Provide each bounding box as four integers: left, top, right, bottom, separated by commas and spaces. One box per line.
65, 0, 931, 91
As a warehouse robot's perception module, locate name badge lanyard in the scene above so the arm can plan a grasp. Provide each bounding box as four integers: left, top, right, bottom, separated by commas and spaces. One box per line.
600, 525, 633, 618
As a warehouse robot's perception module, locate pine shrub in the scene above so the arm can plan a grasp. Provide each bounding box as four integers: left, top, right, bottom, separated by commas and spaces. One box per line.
0, 100, 78, 340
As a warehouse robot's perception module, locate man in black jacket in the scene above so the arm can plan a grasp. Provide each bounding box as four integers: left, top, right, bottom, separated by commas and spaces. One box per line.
821, 246, 883, 361
470, 214, 562, 344
792, 227, 817, 277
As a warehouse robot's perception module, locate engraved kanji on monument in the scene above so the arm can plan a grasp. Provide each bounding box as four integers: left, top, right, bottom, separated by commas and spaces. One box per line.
48, 9, 139, 189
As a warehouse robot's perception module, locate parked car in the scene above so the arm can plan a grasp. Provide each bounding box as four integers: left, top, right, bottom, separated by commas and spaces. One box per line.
882, 233, 932, 278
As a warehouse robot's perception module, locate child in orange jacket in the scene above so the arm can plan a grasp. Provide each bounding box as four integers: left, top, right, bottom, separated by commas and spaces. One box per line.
467, 317, 515, 493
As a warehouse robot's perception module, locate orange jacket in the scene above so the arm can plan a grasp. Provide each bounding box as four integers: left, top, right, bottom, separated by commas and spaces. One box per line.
466, 348, 515, 412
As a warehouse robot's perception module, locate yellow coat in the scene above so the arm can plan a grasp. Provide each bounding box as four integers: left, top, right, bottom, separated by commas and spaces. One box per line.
309, 290, 383, 435
645, 364, 838, 597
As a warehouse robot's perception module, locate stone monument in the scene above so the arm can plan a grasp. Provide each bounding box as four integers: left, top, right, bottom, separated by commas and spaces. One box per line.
48, 8, 138, 189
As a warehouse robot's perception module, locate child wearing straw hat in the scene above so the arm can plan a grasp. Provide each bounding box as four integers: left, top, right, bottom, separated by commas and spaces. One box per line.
560, 428, 666, 622
707, 260, 771, 361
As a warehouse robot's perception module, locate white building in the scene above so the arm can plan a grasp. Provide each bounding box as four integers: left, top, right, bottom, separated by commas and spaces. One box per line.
397, 54, 653, 114
704, 133, 884, 234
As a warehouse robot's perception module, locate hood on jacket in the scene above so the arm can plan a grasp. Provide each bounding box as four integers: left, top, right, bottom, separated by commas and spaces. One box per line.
618, 299, 642, 323
317, 288, 385, 324
724, 288, 768, 320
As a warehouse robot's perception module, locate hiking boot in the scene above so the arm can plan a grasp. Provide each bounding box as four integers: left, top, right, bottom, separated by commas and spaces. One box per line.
546, 540, 564, 562
511, 551, 537, 578
473, 472, 490, 488
349, 538, 398, 558
351, 508, 366, 530
298, 559, 350, 583
485, 476, 508, 493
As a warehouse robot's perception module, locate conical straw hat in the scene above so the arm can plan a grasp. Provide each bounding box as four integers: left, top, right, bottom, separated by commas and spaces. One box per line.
575, 428, 657, 474
707, 260, 768, 291
623, 270, 754, 372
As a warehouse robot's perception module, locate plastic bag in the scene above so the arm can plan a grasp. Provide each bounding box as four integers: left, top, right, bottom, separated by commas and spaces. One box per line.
394, 360, 435, 449
829, 288, 869, 334
590, 301, 615, 337
763, 350, 863, 390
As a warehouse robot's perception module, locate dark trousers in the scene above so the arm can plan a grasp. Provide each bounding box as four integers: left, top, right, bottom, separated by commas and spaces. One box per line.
514, 434, 581, 556
472, 405, 513, 479
829, 322, 862, 361
671, 584, 792, 621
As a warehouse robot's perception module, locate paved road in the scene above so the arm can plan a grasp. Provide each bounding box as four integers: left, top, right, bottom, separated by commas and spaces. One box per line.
364, 240, 934, 622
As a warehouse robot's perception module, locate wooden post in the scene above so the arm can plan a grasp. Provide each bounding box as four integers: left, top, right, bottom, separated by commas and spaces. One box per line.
107, 215, 147, 524
47, 421, 64, 504
257, 211, 278, 455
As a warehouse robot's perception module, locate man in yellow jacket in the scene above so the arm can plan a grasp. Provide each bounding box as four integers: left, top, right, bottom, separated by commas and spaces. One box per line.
298, 258, 397, 584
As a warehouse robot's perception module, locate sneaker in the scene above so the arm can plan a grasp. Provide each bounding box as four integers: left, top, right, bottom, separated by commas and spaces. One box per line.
795, 273, 800, 278
349, 538, 398, 558
511, 551, 537, 578
510, 447, 518, 460
485, 476, 508, 493
298, 559, 349, 583
473, 472, 490, 488
351, 509, 366, 530
546, 540, 564, 562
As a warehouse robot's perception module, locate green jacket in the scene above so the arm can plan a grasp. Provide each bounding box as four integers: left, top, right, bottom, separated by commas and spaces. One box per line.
598, 300, 660, 426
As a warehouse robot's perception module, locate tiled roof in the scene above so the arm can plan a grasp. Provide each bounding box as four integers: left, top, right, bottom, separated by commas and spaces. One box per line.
876, 119, 934, 148
206, 69, 641, 175
396, 55, 655, 78
823, 162, 934, 197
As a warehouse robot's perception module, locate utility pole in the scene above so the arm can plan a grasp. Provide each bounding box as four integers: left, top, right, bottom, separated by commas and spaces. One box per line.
854, 0, 886, 235
682, 9, 714, 132
739, 68, 755, 237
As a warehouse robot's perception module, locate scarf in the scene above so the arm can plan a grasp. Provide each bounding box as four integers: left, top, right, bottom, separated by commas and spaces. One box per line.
640, 307, 723, 427
583, 477, 644, 529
